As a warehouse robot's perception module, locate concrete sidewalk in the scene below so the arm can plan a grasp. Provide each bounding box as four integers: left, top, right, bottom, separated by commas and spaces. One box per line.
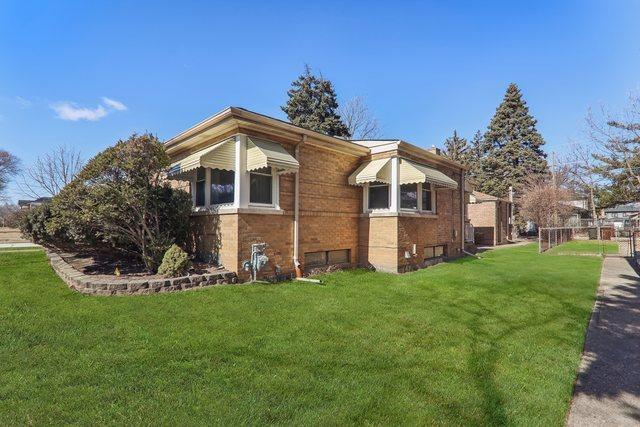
0, 242, 41, 249
567, 256, 640, 426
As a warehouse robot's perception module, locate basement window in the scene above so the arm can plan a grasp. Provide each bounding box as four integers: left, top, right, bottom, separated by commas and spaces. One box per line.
305, 249, 351, 269
424, 245, 445, 260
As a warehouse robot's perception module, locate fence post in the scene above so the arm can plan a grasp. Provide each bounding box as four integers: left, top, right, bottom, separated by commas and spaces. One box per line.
538, 227, 542, 253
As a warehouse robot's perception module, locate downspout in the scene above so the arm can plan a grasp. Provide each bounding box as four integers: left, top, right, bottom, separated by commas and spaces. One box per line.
460, 170, 466, 254
293, 135, 306, 278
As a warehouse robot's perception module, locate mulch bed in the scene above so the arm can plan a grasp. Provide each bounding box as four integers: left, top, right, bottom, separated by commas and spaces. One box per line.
51, 245, 221, 280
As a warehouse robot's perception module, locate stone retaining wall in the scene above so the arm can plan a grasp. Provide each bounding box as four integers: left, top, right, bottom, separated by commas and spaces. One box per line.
45, 250, 237, 296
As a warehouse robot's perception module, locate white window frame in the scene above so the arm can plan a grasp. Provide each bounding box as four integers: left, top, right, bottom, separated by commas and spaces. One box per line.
248, 166, 279, 209
421, 182, 436, 214
365, 182, 391, 212
400, 183, 419, 211
208, 168, 235, 208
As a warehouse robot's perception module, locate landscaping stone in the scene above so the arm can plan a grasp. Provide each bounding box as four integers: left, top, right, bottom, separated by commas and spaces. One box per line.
44, 248, 237, 296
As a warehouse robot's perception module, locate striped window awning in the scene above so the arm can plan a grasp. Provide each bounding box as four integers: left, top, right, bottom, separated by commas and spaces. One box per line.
246, 137, 299, 174
348, 158, 392, 185
400, 159, 458, 189
168, 138, 235, 177
348, 157, 458, 189
169, 137, 299, 177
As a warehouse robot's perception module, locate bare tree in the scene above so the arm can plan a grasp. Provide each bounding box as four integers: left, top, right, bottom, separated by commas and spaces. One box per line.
17, 145, 83, 199
0, 150, 20, 201
519, 172, 575, 228
339, 97, 380, 139
563, 142, 604, 220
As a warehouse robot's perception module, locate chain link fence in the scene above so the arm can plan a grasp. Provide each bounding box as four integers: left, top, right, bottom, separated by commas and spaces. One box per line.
538, 227, 574, 253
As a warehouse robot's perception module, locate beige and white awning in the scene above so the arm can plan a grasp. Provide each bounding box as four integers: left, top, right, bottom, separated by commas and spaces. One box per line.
399, 159, 458, 189
168, 138, 235, 176
348, 158, 392, 185
348, 158, 458, 189
247, 137, 299, 174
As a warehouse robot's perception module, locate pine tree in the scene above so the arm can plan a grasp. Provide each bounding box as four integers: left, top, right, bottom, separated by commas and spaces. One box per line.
478, 83, 548, 197
442, 130, 470, 164
281, 65, 350, 137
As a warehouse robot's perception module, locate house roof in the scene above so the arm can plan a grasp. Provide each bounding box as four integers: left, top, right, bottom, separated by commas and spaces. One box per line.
603, 202, 640, 213
164, 107, 465, 170
471, 191, 510, 203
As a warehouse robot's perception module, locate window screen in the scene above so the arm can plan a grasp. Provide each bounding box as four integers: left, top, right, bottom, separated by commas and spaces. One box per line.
400, 183, 418, 209
210, 169, 235, 205
368, 183, 389, 210
422, 183, 433, 211
250, 169, 273, 204
195, 167, 206, 207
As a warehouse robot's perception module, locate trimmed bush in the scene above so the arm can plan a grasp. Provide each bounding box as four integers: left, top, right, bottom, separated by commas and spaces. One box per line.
18, 204, 53, 243
157, 244, 191, 277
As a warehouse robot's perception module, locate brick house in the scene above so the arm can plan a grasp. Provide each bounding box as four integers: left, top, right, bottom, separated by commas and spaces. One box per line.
467, 191, 513, 246
166, 107, 469, 280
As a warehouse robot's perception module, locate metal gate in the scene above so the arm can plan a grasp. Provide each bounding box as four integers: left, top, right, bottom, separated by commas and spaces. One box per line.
615, 228, 638, 257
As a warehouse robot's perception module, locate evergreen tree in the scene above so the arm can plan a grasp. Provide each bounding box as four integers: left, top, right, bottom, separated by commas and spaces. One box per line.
281, 65, 350, 137
477, 83, 548, 197
442, 130, 470, 164
466, 130, 485, 179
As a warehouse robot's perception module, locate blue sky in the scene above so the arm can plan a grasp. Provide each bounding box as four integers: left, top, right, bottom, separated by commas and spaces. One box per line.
1, 0, 639, 202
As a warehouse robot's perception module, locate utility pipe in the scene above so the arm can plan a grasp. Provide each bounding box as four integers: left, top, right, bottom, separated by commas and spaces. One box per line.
293, 135, 306, 278
460, 170, 466, 255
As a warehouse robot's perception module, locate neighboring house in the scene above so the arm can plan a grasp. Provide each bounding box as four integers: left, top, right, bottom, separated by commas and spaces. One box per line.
166, 107, 469, 280
602, 202, 640, 229
563, 199, 591, 227
17, 197, 52, 210
467, 191, 512, 246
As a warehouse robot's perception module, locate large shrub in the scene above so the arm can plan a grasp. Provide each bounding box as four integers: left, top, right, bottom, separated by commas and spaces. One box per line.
48, 133, 192, 271
18, 204, 53, 243
157, 244, 191, 277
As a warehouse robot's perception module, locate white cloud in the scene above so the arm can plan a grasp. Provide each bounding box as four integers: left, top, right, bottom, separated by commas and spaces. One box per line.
102, 97, 127, 111
51, 102, 108, 121
15, 96, 32, 109
50, 97, 127, 122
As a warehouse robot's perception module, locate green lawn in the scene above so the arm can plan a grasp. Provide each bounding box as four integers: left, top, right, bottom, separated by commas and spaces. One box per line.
0, 244, 600, 425
545, 239, 619, 256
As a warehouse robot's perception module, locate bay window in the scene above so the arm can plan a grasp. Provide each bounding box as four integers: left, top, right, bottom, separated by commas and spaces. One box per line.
400, 183, 418, 210
422, 183, 434, 212
210, 169, 234, 205
368, 182, 390, 210
195, 167, 206, 207
250, 168, 273, 205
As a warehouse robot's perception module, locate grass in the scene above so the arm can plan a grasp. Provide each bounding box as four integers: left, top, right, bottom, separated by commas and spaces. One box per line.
0, 244, 601, 425
545, 239, 619, 256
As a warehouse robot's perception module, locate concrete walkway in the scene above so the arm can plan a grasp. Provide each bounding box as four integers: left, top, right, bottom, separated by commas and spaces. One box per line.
0, 242, 41, 249
567, 256, 640, 426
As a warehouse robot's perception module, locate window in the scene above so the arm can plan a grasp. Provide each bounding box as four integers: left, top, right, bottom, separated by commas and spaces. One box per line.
210, 169, 234, 205
305, 249, 351, 270
250, 168, 273, 205
424, 245, 445, 260
400, 183, 418, 210
195, 167, 206, 207
368, 182, 389, 210
328, 249, 350, 264
422, 183, 433, 211
305, 251, 327, 268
